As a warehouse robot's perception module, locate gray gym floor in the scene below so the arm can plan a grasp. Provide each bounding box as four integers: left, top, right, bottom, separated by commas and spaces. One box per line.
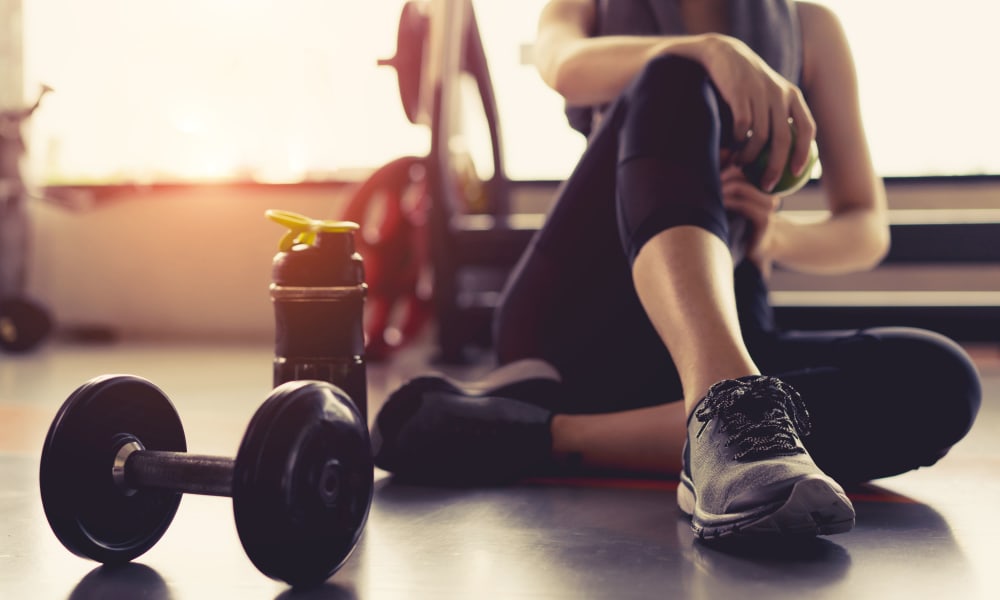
1, 339, 998, 599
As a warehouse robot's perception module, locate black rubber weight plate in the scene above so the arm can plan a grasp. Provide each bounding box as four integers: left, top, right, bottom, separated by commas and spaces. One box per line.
232, 380, 373, 587
0, 298, 52, 352
39, 375, 186, 563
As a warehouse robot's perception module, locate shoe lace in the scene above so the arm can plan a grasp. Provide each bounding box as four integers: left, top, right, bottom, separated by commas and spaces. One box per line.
694, 376, 812, 462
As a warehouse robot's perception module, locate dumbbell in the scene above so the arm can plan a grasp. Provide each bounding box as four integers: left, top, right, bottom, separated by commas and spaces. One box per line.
39, 375, 374, 588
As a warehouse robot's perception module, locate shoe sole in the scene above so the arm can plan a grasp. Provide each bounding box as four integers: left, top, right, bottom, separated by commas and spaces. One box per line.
678, 474, 856, 539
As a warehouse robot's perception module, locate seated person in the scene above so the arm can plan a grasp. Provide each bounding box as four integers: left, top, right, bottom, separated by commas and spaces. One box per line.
371, 0, 981, 540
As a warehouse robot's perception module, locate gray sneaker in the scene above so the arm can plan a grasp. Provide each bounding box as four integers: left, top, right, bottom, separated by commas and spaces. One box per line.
678, 376, 855, 539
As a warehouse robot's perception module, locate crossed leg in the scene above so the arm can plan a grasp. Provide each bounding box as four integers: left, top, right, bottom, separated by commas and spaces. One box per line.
372, 56, 980, 537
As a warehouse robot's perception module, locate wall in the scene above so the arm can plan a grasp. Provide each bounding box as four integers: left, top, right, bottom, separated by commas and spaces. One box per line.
26, 184, 352, 341
23, 178, 1000, 342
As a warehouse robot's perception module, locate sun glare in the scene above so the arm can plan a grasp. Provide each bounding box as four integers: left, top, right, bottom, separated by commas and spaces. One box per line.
16, 0, 1000, 184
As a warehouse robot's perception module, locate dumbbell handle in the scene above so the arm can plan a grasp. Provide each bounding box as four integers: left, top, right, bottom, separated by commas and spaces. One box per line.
115, 443, 234, 497
115, 443, 344, 504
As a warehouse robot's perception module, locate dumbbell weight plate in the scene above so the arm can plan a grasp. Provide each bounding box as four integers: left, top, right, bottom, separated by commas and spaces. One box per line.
39, 375, 186, 563
232, 380, 373, 587
0, 297, 53, 353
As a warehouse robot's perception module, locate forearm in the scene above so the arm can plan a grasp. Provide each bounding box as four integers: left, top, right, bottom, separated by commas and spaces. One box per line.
536, 33, 716, 106
769, 207, 890, 275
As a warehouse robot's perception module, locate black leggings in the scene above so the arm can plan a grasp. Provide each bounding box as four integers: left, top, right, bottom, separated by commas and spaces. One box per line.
493, 55, 981, 482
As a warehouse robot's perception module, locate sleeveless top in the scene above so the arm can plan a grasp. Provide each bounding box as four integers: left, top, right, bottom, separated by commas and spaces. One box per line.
566, 0, 803, 136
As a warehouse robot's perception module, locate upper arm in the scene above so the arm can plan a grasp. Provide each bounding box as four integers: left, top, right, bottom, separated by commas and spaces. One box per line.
798, 2, 886, 217
534, 0, 596, 91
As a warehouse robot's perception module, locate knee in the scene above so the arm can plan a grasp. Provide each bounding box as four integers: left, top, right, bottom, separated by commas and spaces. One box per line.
633, 54, 710, 91
621, 55, 720, 160
810, 327, 981, 482
627, 54, 715, 118
860, 327, 981, 450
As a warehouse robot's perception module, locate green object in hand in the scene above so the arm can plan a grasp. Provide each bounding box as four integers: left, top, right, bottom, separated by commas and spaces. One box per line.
742, 124, 819, 195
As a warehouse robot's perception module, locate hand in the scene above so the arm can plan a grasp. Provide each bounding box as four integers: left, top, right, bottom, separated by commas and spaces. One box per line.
721, 166, 782, 271
699, 34, 816, 193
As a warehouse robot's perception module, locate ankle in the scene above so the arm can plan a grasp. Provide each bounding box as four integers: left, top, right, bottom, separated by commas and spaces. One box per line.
549, 414, 571, 456
548, 414, 584, 467
683, 370, 762, 416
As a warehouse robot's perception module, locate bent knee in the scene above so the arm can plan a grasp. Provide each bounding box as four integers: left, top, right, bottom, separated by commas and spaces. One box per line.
861, 326, 981, 447
620, 55, 722, 160
633, 54, 709, 88
626, 54, 715, 120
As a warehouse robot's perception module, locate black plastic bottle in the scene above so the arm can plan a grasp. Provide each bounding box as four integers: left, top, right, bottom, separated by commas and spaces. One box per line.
268, 210, 367, 420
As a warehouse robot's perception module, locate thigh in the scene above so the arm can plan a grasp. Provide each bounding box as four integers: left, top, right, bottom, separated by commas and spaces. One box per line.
493, 98, 677, 408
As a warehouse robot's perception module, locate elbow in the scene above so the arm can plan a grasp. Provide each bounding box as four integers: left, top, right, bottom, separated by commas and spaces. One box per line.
857, 219, 891, 271
819, 209, 891, 274
538, 59, 567, 97
873, 225, 892, 266
550, 67, 573, 100
541, 56, 584, 103
862, 183, 892, 268
535, 38, 591, 105
840, 197, 891, 271
533, 34, 567, 97
870, 205, 892, 266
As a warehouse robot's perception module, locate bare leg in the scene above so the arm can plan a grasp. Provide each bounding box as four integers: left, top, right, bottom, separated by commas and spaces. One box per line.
631, 226, 759, 414
551, 402, 687, 475
549, 225, 758, 472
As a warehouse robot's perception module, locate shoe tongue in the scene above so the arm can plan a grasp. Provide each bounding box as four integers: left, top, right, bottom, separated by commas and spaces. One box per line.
737, 385, 786, 416
695, 376, 809, 431
723, 394, 806, 461
701, 377, 777, 414
697, 377, 792, 431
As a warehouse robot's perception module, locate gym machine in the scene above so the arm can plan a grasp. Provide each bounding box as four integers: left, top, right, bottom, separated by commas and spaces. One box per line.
0, 85, 54, 352
349, 0, 533, 362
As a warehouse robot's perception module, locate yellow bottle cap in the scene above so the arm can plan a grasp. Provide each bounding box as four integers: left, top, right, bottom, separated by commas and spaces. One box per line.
266, 209, 359, 251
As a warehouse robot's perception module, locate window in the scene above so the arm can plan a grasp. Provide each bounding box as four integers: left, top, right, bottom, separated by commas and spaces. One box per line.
22, 0, 427, 184
19, 0, 1000, 184
476, 0, 1000, 179
813, 0, 1000, 177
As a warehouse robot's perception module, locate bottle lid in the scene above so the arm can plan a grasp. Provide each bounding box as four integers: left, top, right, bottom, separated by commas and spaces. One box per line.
266, 209, 360, 252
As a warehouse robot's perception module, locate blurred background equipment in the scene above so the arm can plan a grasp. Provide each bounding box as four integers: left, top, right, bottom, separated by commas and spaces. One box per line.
0, 84, 53, 352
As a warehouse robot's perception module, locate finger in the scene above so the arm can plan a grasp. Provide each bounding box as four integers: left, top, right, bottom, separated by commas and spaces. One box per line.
788, 92, 817, 176
723, 198, 769, 233
720, 164, 747, 182
728, 98, 755, 154
722, 181, 760, 206
723, 182, 779, 216
722, 178, 760, 199
760, 103, 792, 192
739, 95, 770, 166
719, 147, 735, 168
